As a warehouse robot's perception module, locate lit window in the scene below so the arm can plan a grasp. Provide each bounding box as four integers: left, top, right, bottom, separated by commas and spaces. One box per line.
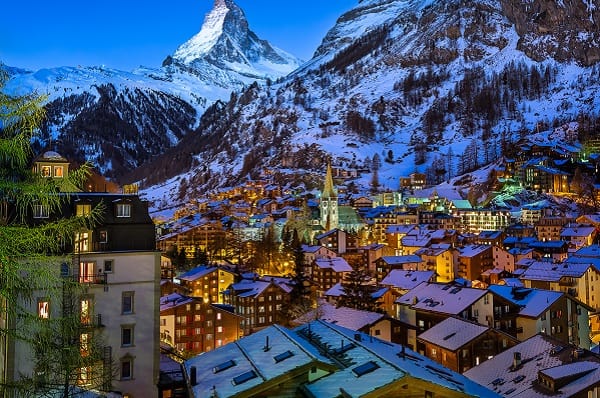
76, 204, 91, 216
38, 299, 50, 319
40, 166, 51, 177
53, 166, 63, 178
217, 326, 223, 333
80, 299, 91, 325
217, 312, 222, 320
116, 203, 131, 218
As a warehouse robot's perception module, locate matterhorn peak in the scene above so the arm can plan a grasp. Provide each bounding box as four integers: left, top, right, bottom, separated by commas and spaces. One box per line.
170, 0, 301, 81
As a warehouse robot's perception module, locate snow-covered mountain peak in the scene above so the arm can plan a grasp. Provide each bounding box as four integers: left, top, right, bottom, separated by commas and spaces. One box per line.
170, 0, 302, 80
173, 0, 231, 63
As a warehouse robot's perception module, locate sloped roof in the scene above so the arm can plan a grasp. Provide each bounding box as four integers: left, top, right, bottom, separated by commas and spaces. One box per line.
465, 334, 600, 398
488, 285, 562, 318
381, 269, 435, 290
395, 282, 487, 315
418, 317, 489, 351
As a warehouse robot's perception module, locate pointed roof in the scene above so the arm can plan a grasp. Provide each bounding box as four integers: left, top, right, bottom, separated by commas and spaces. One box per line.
322, 160, 337, 199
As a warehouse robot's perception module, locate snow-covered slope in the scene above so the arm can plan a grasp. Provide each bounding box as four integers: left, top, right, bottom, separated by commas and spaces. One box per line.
135, 0, 600, 211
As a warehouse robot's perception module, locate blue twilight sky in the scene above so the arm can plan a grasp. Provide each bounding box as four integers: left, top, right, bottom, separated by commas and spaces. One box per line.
0, 1, 355, 71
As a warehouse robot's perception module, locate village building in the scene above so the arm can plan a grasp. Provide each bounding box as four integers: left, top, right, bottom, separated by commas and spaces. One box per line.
465, 334, 600, 398
183, 320, 499, 398
418, 316, 519, 373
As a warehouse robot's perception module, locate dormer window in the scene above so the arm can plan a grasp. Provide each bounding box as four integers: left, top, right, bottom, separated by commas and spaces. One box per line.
116, 203, 131, 218
33, 204, 49, 219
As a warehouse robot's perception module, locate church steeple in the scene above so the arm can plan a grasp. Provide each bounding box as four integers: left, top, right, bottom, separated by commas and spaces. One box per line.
320, 159, 338, 231
322, 160, 337, 200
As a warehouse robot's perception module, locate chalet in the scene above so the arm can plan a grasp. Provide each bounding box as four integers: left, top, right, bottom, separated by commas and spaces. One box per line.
455, 244, 494, 281
375, 255, 425, 281
380, 269, 436, 295
395, 282, 493, 350
418, 317, 518, 373
222, 277, 292, 335
415, 244, 455, 282
465, 334, 600, 398
183, 320, 499, 398
487, 285, 591, 348
492, 246, 534, 273
311, 257, 353, 296
176, 265, 236, 304
560, 224, 597, 253
160, 293, 242, 355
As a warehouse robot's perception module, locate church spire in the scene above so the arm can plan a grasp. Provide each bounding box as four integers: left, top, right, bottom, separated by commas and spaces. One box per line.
322, 159, 337, 199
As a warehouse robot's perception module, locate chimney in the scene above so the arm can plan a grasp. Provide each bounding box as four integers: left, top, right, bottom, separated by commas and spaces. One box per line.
263, 335, 270, 352
513, 352, 521, 369
190, 365, 197, 386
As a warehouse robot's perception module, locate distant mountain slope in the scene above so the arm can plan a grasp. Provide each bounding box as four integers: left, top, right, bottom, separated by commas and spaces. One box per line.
2, 0, 301, 181
134, 0, 600, 211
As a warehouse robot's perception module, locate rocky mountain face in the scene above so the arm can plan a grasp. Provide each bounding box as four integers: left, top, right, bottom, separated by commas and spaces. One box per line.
500, 0, 600, 65
4, 0, 300, 181
132, 0, 600, 211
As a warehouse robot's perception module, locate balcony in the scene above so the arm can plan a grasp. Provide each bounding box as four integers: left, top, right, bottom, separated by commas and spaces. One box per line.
75, 273, 107, 285
81, 313, 105, 328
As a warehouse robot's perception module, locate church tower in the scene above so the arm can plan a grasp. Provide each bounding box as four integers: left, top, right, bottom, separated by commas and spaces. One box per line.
320, 160, 338, 230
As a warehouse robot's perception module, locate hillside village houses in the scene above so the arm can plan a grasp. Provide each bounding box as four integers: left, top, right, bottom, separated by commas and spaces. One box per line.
12, 140, 600, 397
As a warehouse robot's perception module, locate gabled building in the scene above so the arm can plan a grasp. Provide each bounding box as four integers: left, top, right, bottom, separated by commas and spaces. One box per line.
415, 244, 455, 282
160, 293, 242, 355
395, 282, 493, 350
418, 317, 518, 373
375, 255, 425, 281
183, 320, 500, 398
465, 334, 600, 398
222, 277, 292, 335
176, 265, 236, 304
487, 285, 591, 348
311, 257, 353, 296
455, 244, 494, 281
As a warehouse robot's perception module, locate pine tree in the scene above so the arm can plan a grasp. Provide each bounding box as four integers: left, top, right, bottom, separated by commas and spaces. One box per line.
0, 69, 111, 397
338, 266, 380, 312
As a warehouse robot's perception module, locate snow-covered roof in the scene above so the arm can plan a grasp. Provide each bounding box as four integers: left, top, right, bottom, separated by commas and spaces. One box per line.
298, 321, 499, 397
456, 244, 492, 258
487, 285, 562, 318
160, 292, 195, 312
294, 302, 385, 331
385, 224, 418, 234
380, 255, 423, 265
314, 257, 352, 272
560, 225, 596, 238
380, 269, 435, 290
177, 265, 218, 281
572, 244, 600, 257
395, 282, 487, 315
464, 334, 600, 398
418, 317, 489, 351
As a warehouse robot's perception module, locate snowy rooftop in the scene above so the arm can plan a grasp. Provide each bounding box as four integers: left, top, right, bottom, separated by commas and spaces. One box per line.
395, 282, 488, 315
380, 269, 435, 290
464, 334, 600, 398
177, 265, 218, 281
160, 292, 195, 312
487, 285, 562, 318
380, 255, 424, 265
314, 257, 352, 272
457, 244, 492, 258
560, 226, 596, 237
294, 302, 385, 331
418, 317, 489, 351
